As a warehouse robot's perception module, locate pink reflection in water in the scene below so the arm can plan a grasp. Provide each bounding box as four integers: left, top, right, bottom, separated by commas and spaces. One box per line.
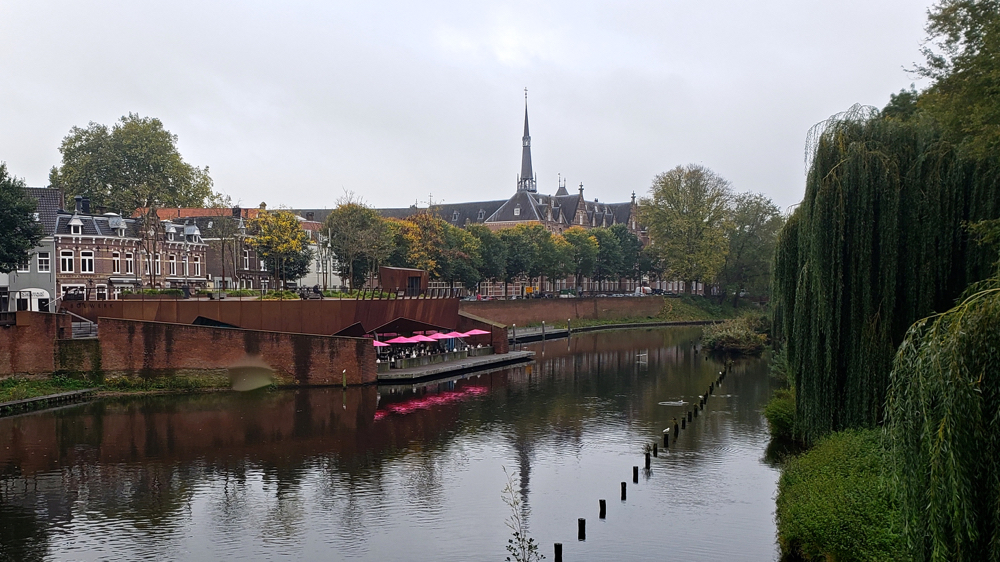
374, 386, 488, 420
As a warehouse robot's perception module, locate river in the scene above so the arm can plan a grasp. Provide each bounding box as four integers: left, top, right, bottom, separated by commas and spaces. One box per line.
0, 326, 780, 561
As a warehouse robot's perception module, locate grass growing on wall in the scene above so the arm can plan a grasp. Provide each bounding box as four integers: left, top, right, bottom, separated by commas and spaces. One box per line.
776, 429, 904, 562
0, 376, 92, 402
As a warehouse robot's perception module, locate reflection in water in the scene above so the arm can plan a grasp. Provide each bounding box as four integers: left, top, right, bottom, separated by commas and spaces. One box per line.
0, 327, 780, 561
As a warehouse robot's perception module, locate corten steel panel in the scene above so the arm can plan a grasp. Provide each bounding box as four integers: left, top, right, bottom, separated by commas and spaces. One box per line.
219, 301, 243, 328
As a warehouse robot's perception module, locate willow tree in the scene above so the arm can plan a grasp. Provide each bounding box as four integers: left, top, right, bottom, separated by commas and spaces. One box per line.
886, 222, 1000, 561
772, 106, 1000, 443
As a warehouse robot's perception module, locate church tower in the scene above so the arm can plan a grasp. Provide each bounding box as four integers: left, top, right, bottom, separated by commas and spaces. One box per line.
517, 90, 537, 193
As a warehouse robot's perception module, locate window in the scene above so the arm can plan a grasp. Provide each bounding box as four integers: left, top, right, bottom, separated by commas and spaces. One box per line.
16, 260, 29, 273
243, 250, 249, 270
81, 251, 94, 273
37, 252, 50, 273
125, 253, 134, 274
154, 254, 161, 276
168, 255, 176, 276
167, 232, 175, 241
513, 206, 521, 217
452, 211, 460, 222
183, 256, 189, 277
112, 252, 121, 274
71, 224, 81, 235
193, 256, 201, 277
144, 254, 150, 275
60, 250, 74, 273
478, 209, 485, 220
260, 256, 266, 271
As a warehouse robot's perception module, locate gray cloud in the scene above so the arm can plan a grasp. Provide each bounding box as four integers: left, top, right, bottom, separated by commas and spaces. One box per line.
0, 0, 933, 211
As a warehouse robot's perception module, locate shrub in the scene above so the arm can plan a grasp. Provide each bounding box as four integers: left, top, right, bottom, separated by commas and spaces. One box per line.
224, 289, 256, 297
701, 316, 767, 355
764, 388, 797, 441
776, 429, 904, 562
258, 290, 300, 300
123, 288, 185, 297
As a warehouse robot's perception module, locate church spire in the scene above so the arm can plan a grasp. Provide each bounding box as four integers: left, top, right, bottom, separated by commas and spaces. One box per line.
517, 88, 536, 193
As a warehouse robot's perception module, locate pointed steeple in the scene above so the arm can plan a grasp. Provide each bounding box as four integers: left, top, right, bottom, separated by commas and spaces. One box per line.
517, 88, 536, 193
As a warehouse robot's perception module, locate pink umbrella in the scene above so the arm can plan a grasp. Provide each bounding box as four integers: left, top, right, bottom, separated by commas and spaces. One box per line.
411, 334, 438, 342
462, 329, 491, 336
428, 332, 452, 340
444, 331, 467, 338
385, 336, 417, 344
373, 340, 390, 347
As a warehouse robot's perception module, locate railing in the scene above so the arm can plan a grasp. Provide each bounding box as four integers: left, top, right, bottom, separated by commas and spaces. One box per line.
0, 312, 15, 326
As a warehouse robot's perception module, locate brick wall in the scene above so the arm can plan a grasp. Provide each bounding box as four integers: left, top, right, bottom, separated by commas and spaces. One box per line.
0, 312, 70, 376
458, 296, 665, 327
95, 318, 377, 385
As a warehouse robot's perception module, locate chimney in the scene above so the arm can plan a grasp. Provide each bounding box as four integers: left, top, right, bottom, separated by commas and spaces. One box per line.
306, 212, 314, 221
74, 195, 83, 212
232, 206, 241, 218
81, 197, 90, 214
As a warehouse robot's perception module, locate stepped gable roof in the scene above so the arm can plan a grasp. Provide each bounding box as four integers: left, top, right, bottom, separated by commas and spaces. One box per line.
23, 188, 63, 234
486, 190, 542, 223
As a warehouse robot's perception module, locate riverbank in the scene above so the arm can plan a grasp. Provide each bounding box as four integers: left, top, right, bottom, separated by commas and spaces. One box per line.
0, 373, 235, 404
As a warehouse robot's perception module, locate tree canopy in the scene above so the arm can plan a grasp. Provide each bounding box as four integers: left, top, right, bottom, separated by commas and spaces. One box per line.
0, 163, 44, 274
717, 192, 784, 305
324, 199, 391, 289
248, 210, 312, 285
49, 114, 214, 215
640, 164, 732, 293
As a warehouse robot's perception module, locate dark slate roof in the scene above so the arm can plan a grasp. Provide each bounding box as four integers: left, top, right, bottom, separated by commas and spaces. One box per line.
487, 190, 542, 223
23, 188, 63, 234
291, 208, 333, 224
378, 207, 423, 220
54, 212, 139, 238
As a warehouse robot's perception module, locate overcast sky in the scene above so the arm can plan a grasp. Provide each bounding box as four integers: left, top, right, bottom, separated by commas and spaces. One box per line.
1, 1, 935, 212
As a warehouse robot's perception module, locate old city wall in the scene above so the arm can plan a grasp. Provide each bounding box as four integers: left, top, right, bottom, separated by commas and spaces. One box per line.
90, 319, 377, 385
61, 298, 461, 336
0, 312, 71, 376
458, 296, 665, 327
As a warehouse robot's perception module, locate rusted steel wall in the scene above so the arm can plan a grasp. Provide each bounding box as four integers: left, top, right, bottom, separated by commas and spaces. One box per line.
95, 318, 377, 385
0, 312, 71, 376
61, 298, 461, 336
458, 297, 664, 327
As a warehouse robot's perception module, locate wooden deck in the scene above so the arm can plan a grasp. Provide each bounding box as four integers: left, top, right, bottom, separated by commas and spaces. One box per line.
377, 351, 534, 382
0, 389, 97, 417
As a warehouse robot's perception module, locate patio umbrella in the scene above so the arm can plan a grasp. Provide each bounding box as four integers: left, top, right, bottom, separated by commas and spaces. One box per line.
462, 329, 491, 336
411, 334, 438, 342
373, 340, 390, 347
428, 332, 452, 340
385, 336, 417, 344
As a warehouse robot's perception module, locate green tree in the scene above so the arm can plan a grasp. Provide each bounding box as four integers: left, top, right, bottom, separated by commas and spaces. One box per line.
640, 164, 731, 293
467, 224, 507, 292
562, 226, 598, 293
610, 223, 643, 282
324, 197, 391, 290
591, 228, 623, 290
499, 226, 538, 297
248, 210, 311, 288
717, 192, 784, 306
440, 222, 482, 290
917, 0, 1000, 156
49, 114, 213, 215
0, 163, 44, 273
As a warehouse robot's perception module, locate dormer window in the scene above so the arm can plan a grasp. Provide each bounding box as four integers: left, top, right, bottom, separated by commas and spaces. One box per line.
71, 224, 81, 235
167, 232, 175, 241
118, 228, 126, 237
478, 209, 485, 220
452, 211, 460, 222
513, 206, 521, 217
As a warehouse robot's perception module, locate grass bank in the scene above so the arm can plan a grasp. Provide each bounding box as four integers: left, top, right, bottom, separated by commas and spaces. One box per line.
0, 374, 235, 403
517, 295, 744, 330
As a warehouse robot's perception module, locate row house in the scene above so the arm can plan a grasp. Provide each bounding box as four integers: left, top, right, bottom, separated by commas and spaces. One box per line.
7, 193, 209, 310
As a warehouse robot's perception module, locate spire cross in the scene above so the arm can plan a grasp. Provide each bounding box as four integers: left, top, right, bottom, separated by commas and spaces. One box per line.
524, 87, 528, 100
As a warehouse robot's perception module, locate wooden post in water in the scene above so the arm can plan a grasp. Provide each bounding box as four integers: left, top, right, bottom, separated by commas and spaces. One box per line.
653, 443, 658, 457
578, 518, 586, 541
633, 466, 639, 483
541, 321, 545, 341
621, 482, 627, 500
645, 452, 651, 468
681, 418, 686, 429
599, 499, 606, 518
554, 543, 563, 562
687, 411, 692, 422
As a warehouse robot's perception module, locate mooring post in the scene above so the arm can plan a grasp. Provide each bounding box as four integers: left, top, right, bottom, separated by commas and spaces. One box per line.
663, 431, 669, 447
645, 452, 651, 469
541, 321, 545, 342
681, 418, 686, 429
621, 481, 627, 500
599, 499, 606, 518
342, 369, 347, 389
578, 518, 586, 541
555, 543, 563, 562
653, 443, 658, 457
687, 411, 692, 422
633, 466, 639, 483
567, 318, 571, 336
512, 324, 516, 347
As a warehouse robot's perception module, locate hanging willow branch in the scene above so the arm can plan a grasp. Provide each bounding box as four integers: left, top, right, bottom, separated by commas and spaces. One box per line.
773, 108, 1000, 443
886, 276, 1000, 562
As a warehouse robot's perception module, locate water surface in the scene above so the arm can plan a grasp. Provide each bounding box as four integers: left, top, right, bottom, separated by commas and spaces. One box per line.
0, 327, 780, 561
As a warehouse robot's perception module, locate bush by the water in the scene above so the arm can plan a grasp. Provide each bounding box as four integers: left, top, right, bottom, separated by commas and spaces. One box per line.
701, 315, 767, 355
764, 388, 797, 442
776, 429, 903, 562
